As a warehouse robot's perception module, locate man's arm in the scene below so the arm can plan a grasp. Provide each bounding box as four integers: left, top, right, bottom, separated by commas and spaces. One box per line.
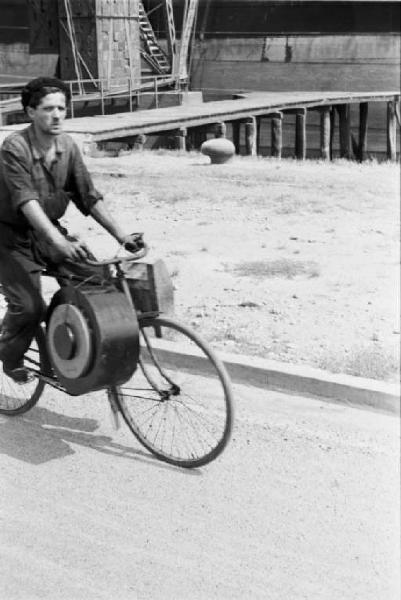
21, 200, 91, 261
89, 200, 129, 245
66, 141, 139, 250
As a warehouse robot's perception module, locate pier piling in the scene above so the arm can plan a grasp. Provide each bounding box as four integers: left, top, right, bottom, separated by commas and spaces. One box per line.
338, 104, 352, 159
295, 108, 306, 160
270, 112, 283, 158
244, 116, 257, 156
358, 102, 369, 162
232, 121, 241, 154
386, 100, 397, 161
215, 121, 227, 138
175, 127, 187, 150
320, 107, 331, 160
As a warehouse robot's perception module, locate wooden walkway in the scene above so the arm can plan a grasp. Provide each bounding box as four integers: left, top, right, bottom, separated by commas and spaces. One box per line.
1, 90, 399, 160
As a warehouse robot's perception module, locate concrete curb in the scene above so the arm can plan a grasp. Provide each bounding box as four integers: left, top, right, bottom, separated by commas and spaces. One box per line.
146, 338, 400, 415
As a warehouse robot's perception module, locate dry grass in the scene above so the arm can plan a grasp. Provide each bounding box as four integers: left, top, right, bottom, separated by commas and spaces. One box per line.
229, 259, 320, 279
318, 343, 400, 381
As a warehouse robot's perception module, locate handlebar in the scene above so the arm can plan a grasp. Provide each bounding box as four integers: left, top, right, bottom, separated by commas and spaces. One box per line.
83, 243, 148, 267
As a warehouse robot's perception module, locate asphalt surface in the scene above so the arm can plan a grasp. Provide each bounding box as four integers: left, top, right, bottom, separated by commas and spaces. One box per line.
1, 378, 399, 600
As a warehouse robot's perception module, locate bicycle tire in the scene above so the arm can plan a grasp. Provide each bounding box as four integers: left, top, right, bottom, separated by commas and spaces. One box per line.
111, 315, 234, 468
0, 325, 46, 416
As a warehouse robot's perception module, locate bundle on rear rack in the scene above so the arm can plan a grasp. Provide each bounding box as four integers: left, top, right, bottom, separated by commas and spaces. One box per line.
121, 258, 175, 317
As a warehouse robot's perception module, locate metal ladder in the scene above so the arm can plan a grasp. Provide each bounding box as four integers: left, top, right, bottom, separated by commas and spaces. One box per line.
138, 0, 170, 74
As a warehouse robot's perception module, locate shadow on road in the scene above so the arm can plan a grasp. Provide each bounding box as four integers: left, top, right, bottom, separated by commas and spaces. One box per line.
0, 406, 201, 475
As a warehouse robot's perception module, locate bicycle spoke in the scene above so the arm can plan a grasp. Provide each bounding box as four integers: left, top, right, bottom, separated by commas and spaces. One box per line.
171, 402, 198, 459
0, 332, 45, 415
114, 316, 233, 468
171, 398, 217, 455
118, 390, 164, 403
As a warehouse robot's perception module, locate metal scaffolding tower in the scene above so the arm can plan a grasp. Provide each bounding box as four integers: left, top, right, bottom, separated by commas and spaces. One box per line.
56, 0, 199, 97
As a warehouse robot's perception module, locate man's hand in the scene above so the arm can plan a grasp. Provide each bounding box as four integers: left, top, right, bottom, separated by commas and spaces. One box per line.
52, 236, 92, 262
121, 232, 145, 254
22, 200, 92, 263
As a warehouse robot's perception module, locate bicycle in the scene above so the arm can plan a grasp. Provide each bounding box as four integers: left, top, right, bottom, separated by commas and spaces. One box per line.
0, 243, 233, 468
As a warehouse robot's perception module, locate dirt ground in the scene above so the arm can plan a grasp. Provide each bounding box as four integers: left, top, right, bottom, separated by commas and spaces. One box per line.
1, 381, 399, 600
1, 152, 400, 600
60, 151, 399, 382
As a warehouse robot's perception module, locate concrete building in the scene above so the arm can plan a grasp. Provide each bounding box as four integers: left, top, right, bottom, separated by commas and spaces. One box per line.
1, 1, 399, 91
0, 1, 399, 156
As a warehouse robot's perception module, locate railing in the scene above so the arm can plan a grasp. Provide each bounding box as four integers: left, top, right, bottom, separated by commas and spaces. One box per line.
1, 83, 399, 161
67, 74, 188, 118
190, 89, 401, 162
0, 75, 189, 124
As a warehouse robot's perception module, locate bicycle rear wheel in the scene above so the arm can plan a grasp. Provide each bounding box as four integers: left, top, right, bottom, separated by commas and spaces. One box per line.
111, 316, 233, 468
0, 326, 46, 416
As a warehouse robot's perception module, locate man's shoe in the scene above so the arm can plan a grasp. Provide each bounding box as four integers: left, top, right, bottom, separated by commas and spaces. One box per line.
3, 361, 35, 384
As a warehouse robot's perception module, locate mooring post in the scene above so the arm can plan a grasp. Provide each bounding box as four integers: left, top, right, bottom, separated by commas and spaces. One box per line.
244, 116, 257, 156
358, 102, 369, 162
175, 127, 187, 151
320, 106, 331, 160
133, 133, 146, 151
270, 112, 283, 158
338, 104, 352, 159
329, 106, 336, 160
295, 108, 307, 160
192, 127, 207, 149
215, 121, 227, 138
187, 129, 195, 150
256, 116, 262, 153
232, 121, 241, 154
386, 100, 397, 161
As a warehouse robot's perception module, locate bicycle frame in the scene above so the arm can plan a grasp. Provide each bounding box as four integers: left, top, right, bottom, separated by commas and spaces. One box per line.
0, 248, 234, 467
25, 252, 166, 395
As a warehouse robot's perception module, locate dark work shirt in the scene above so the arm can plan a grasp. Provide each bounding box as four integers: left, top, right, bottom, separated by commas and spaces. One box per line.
0, 125, 102, 229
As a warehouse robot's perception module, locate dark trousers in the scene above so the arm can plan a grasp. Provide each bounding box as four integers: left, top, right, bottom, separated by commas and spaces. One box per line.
0, 253, 46, 367
0, 240, 109, 368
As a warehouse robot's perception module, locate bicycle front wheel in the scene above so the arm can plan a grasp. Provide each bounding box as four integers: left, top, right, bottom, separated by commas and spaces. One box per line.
111, 316, 234, 468
0, 327, 46, 416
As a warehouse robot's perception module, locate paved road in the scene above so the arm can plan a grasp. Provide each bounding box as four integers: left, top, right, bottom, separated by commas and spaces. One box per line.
1, 380, 399, 600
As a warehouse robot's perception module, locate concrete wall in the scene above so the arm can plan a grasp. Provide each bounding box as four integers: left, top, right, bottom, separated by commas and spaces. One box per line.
0, 43, 58, 80
189, 35, 400, 159
190, 35, 400, 93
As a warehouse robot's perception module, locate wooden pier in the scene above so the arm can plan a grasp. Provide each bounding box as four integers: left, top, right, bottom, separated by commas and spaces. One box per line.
0, 90, 399, 160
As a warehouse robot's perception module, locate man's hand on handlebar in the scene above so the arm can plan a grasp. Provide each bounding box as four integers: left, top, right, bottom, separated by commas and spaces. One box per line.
121, 232, 145, 254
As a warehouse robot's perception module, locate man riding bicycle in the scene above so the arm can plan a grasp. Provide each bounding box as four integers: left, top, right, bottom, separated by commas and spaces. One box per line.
0, 77, 142, 383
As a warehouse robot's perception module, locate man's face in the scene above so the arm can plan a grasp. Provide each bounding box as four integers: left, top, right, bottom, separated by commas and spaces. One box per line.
27, 91, 67, 136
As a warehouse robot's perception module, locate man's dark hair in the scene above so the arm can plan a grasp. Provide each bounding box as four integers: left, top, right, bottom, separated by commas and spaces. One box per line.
21, 77, 71, 111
